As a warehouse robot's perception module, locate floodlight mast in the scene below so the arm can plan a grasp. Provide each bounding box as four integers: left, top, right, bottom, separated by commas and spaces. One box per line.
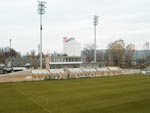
37, 1, 46, 69
93, 15, 98, 63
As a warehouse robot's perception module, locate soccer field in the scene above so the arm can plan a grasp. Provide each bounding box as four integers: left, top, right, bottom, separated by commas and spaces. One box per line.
0, 75, 150, 113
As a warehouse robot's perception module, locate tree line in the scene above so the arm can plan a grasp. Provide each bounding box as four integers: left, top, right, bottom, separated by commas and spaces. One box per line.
0, 47, 20, 63
83, 39, 150, 68
0, 48, 45, 64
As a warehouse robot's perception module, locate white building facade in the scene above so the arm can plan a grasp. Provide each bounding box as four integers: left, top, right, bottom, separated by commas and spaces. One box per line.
63, 37, 81, 56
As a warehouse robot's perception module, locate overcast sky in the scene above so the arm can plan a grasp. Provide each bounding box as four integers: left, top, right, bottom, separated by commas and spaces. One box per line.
0, 0, 150, 54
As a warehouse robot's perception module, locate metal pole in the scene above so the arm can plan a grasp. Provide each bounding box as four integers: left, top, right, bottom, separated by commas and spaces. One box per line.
9, 39, 11, 49
9, 39, 11, 58
37, 1, 46, 69
93, 15, 98, 63
94, 24, 96, 63
40, 14, 42, 69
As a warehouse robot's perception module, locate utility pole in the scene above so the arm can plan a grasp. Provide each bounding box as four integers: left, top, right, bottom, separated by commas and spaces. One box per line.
9, 39, 11, 58
93, 15, 99, 63
37, 1, 46, 69
9, 39, 11, 49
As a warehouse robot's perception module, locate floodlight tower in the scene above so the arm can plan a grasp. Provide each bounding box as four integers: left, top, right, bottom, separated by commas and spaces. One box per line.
93, 15, 99, 63
37, 1, 46, 69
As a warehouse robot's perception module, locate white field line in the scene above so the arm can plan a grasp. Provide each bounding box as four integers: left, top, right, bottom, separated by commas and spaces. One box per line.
37, 96, 49, 107
11, 85, 52, 113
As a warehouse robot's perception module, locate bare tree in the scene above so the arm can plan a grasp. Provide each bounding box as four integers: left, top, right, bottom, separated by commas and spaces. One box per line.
3, 47, 18, 59
143, 42, 150, 65
26, 52, 30, 58
125, 43, 135, 66
82, 44, 95, 62
30, 50, 36, 59
96, 51, 105, 62
0, 47, 20, 63
106, 39, 125, 66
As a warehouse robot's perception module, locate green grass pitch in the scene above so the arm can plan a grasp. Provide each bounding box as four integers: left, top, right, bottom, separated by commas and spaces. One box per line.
0, 75, 150, 113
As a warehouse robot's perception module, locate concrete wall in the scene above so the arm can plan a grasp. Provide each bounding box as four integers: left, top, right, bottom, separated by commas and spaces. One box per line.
0, 67, 141, 83
122, 69, 141, 75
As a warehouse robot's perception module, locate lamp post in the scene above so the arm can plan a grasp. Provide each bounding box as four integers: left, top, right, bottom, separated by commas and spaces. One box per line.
37, 1, 46, 69
9, 39, 11, 50
9, 39, 11, 58
93, 15, 98, 63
